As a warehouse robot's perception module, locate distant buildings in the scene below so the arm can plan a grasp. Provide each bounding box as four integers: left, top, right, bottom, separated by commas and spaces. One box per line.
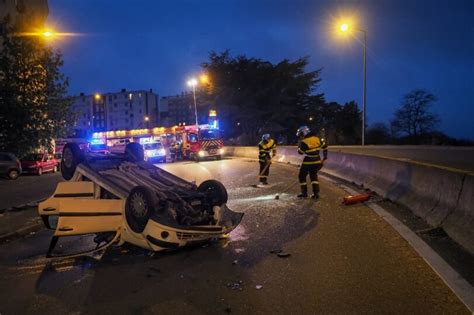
159, 92, 212, 127
159, 92, 195, 127
71, 89, 159, 137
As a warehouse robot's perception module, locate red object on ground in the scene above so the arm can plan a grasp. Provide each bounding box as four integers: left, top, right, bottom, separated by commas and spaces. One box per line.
343, 193, 370, 205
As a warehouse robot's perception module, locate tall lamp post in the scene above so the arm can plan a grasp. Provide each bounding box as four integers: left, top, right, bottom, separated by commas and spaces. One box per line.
339, 23, 367, 146
187, 78, 198, 127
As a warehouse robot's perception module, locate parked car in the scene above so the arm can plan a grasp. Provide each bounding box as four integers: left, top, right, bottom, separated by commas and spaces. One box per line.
55, 152, 62, 169
0, 152, 22, 180
20, 153, 58, 176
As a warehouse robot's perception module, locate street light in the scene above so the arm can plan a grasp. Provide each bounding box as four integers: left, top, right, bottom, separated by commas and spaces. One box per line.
187, 78, 198, 127
338, 21, 367, 146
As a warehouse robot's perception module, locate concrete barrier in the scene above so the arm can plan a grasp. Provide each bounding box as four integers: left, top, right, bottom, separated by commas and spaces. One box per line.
226, 146, 474, 254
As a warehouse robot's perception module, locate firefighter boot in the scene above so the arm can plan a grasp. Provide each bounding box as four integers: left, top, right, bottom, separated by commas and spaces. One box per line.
311, 182, 319, 199
297, 184, 308, 198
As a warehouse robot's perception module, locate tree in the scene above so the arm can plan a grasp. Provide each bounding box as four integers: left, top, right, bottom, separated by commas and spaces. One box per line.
201, 51, 322, 144
306, 99, 362, 145
0, 21, 73, 156
391, 89, 440, 144
366, 122, 391, 144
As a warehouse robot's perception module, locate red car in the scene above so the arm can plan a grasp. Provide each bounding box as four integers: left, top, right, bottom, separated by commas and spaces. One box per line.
20, 153, 58, 176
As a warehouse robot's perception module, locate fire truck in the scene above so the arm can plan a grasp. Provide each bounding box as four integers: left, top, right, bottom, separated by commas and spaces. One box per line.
91, 123, 224, 162
174, 124, 224, 161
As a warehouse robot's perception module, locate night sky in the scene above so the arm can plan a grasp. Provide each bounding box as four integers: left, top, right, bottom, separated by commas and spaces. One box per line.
48, 0, 474, 139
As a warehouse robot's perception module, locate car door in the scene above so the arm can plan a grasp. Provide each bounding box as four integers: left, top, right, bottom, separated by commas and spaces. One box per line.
46, 154, 55, 171
39, 153, 47, 171
38, 181, 124, 258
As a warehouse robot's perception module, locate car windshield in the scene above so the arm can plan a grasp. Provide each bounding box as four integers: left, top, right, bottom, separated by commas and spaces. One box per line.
199, 129, 220, 140
144, 142, 162, 150
23, 153, 43, 161
90, 144, 107, 151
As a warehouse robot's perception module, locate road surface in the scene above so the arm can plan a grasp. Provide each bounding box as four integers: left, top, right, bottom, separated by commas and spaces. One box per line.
0, 172, 62, 210
0, 158, 469, 314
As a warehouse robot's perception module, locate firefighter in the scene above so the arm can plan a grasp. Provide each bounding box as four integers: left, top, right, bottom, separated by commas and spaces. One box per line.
296, 126, 328, 199
258, 133, 277, 185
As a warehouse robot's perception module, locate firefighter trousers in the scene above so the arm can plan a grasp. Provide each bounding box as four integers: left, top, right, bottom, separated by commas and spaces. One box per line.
298, 164, 322, 194
259, 159, 271, 183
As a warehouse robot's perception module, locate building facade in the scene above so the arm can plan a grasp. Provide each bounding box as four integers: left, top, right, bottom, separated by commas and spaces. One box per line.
159, 92, 211, 127
71, 89, 159, 137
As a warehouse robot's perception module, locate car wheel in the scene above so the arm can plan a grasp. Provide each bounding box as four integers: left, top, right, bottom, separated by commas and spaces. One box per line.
8, 169, 19, 180
61, 142, 85, 181
125, 143, 144, 163
37, 168, 43, 176
125, 186, 162, 233
197, 179, 228, 206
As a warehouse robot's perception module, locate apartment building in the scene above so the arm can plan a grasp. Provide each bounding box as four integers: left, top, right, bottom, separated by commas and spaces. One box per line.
70, 89, 159, 136
160, 92, 211, 127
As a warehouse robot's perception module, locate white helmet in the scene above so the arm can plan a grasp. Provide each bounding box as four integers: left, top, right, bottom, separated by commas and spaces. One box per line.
262, 133, 270, 141
296, 126, 310, 137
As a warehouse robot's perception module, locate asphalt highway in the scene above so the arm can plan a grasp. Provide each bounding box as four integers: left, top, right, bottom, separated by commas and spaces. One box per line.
0, 172, 62, 210
0, 158, 469, 314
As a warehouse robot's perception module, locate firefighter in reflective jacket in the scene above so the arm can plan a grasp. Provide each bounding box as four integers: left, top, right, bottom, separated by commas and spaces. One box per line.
258, 134, 277, 185
296, 126, 328, 199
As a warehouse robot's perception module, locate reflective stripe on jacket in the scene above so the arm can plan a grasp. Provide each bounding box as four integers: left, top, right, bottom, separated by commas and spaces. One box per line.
297, 133, 327, 165
258, 138, 276, 162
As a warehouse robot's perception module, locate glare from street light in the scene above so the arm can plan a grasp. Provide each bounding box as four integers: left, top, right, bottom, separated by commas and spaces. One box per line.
200, 74, 209, 84
187, 78, 198, 87
144, 116, 150, 122
94, 93, 101, 100
340, 23, 350, 32
42, 30, 53, 37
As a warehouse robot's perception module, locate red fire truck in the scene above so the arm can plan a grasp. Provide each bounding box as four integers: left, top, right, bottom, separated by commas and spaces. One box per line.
174, 125, 224, 161
90, 123, 224, 162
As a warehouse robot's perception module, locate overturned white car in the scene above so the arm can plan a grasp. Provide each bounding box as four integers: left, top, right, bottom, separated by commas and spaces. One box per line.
38, 142, 243, 258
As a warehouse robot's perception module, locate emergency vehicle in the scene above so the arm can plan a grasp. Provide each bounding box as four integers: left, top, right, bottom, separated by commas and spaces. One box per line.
91, 123, 224, 162
174, 125, 224, 161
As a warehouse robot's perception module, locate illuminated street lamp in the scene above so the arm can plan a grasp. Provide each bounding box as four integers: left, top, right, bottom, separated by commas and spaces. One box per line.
42, 30, 53, 38
338, 21, 367, 146
200, 74, 209, 84
94, 93, 101, 100
144, 116, 150, 122
187, 78, 199, 127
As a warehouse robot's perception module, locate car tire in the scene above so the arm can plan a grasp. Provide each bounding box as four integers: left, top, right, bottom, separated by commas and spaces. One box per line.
126, 186, 161, 233
61, 142, 85, 181
125, 143, 144, 163
8, 169, 19, 180
37, 168, 43, 176
197, 179, 228, 206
